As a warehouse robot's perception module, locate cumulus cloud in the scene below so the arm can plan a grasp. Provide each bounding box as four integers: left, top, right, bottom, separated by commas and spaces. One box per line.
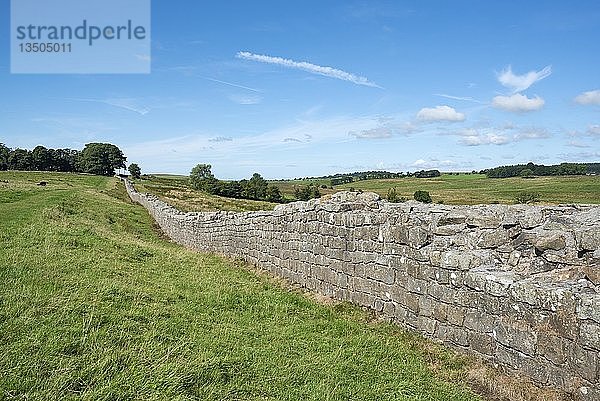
492, 94, 545, 112
416, 105, 465, 122
456, 125, 550, 146
497, 65, 552, 93
575, 90, 600, 105
236, 51, 381, 88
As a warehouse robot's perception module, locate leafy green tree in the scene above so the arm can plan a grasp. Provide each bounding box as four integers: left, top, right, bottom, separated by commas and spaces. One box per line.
32, 145, 52, 171
0, 143, 9, 170
520, 168, 534, 178
265, 185, 283, 202
413, 190, 432, 203
294, 184, 321, 201
128, 163, 141, 179
8, 148, 33, 171
78, 143, 126, 176
244, 173, 268, 200
189, 163, 217, 191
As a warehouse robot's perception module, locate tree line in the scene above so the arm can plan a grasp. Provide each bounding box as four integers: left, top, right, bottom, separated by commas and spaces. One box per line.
190, 164, 284, 202
189, 164, 322, 203
0, 142, 128, 176
482, 162, 590, 178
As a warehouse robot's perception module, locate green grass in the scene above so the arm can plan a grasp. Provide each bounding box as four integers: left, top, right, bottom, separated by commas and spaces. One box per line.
333, 174, 600, 205
0, 171, 481, 400
134, 175, 277, 212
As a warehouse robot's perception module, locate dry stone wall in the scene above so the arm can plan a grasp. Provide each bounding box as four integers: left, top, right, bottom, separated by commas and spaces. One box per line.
124, 180, 600, 399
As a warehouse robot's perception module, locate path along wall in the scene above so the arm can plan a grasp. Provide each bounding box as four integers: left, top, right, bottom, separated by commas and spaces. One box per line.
124, 180, 600, 399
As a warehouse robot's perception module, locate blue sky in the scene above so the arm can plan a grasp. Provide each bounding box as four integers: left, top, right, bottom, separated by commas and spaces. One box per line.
1, 1, 599, 179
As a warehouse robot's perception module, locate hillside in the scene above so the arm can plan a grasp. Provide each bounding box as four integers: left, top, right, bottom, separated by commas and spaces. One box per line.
0, 171, 482, 400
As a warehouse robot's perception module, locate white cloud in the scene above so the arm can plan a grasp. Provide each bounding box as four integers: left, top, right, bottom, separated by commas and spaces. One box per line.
349, 121, 420, 139
410, 158, 469, 169
350, 127, 394, 139
588, 125, 600, 135
433, 93, 484, 104
236, 51, 381, 88
455, 125, 551, 146
228, 94, 262, 105
575, 90, 600, 105
416, 105, 465, 122
492, 94, 545, 112
567, 141, 591, 148
497, 65, 552, 93
459, 132, 511, 146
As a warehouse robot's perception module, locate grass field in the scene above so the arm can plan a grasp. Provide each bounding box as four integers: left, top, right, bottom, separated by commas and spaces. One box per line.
334, 174, 600, 205
135, 175, 277, 212
0, 171, 483, 400
140, 173, 599, 209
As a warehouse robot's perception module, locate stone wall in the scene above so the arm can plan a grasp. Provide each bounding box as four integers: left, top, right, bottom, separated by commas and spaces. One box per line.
124, 179, 600, 399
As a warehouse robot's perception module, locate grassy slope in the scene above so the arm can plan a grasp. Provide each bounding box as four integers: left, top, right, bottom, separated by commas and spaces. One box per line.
135, 176, 277, 212
0, 171, 479, 401
334, 174, 600, 205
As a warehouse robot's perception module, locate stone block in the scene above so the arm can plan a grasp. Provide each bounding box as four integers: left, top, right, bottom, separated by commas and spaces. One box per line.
580, 322, 600, 351
493, 320, 537, 356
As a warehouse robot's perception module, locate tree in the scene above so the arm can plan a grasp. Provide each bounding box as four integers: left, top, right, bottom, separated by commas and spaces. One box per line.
189, 163, 217, 191
32, 145, 52, 171
520, 168, 534, 178
128, 163, 141, 179
265, 185, 283, 202
414, 190, 432, 203
0, 143, 9, 171
244, 173, 268, 200
8, 148, 33, 171
78, 143, 126, 176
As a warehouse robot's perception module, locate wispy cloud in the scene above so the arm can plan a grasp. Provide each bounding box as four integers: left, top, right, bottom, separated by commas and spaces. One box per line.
208, 136, 233, 143
492, 94, 545, 112
459, 132, 511, 146
236, 51, 381, 88
416, 105, 465, 122
201, 76, 261, 92
574, 89, 600, 105
349, 121, 419, 139
587, 125, 600, 135
228, 94, 262, 105
497, 65, 552, 93
433, 93, 485, 104
65, 97, 150, 115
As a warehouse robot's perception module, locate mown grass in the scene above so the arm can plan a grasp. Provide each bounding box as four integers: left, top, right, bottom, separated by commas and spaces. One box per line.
0, 171, 481, 400
334, 174, 600, 205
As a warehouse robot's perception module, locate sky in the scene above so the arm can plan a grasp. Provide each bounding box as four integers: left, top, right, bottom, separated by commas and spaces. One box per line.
1, 1, 599, 179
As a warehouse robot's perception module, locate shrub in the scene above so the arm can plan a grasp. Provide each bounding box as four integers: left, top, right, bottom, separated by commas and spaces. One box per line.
413, 190, 432, 203
515, 191, 540, 204
386, 188, 407, 203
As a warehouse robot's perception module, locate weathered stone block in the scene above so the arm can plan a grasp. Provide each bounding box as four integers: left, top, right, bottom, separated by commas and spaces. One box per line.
493, 320, 537, 356
580, 321, 600, 351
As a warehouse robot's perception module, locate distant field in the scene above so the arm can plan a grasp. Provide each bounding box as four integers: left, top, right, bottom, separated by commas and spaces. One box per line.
147, 173, 600, 207
0, 171, 482, 400
332, 174, 600, 205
